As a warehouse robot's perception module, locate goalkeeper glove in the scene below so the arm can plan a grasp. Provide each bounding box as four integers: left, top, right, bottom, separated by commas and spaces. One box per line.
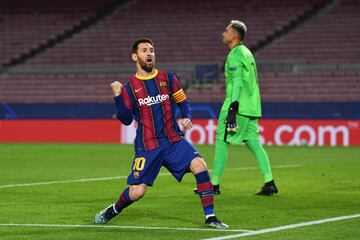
226, 101, 239, 132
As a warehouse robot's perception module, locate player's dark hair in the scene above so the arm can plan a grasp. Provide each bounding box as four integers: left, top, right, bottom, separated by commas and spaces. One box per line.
132, 38, 154, 53
230, 20, 247, 41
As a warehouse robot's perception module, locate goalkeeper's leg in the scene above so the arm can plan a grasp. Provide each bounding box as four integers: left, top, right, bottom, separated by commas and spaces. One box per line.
211, 139, 229, 186
211, 110, 229, 190
245, 139, 278, 195
245, 140, 273, 183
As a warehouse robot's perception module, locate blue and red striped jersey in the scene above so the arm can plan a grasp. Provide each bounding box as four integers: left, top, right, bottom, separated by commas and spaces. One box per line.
114, 69, 191, 152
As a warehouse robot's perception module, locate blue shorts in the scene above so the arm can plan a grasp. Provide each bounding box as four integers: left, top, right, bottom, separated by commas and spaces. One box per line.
127, 139, 202, 186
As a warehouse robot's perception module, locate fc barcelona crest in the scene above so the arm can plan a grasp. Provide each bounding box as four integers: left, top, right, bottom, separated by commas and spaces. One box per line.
160, 81, 168, 88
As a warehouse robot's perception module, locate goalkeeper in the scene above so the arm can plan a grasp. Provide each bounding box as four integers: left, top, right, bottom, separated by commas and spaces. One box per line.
205, 20, 278, 195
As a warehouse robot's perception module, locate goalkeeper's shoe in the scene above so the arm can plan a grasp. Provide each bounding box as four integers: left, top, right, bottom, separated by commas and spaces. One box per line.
94, 204, 118, 224
255, 180, 278, 196
193, 184, 221, 195
213, 184, 221, 195
205, 216, 229, 229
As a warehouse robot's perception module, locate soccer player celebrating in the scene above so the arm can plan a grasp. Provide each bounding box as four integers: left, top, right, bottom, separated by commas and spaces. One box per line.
94, 38, 228, 229
205, 20, 278, 195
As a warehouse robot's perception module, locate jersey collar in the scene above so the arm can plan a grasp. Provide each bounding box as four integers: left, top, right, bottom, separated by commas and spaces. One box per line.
135, 69, 158, 80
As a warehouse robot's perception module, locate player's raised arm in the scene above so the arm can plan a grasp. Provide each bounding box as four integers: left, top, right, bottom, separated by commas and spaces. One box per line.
111, 81, 133, 125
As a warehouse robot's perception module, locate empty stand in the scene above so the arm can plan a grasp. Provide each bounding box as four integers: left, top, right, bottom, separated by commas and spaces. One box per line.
0, 0, 117, 11
1, 0, 359, 104
259, 71, 360, 102
256, 0, 360, 63
0, 11, 94, 64
0, 73, 128, 103
22, 0, 315, 65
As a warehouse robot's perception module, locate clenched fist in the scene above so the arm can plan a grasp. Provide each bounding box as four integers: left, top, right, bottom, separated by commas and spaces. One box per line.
181, 118, 193, 130
111, 81, 123, 97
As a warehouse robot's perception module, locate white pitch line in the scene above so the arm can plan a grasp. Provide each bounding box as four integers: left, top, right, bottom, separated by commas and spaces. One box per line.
0, 223, 251, 233
0, 176, 128, 189
0, 165, 300, 189
224, 164, 301, 172
200, 213, 360, 240
0, 173, 170, 189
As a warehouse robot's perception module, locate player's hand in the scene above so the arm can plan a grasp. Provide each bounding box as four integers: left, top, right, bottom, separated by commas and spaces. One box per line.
181, 118, 193, 130
110, 81, 123, 97
226, 110, 238, 132
226, 101, 239, 133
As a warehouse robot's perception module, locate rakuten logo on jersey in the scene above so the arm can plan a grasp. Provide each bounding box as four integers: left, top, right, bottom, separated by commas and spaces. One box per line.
138, 94, 169, 106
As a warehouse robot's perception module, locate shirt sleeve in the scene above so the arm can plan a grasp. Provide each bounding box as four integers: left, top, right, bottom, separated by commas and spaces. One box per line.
114, 87, 133, 125
177, 101, 192, 120
171, 73, 187, 103
227, 50, 245, 103
121, 86, 133, 109
170, 73, 192, 119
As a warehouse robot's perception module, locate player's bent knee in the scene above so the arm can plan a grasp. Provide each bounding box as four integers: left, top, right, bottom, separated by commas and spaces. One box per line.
129, 184, 147, 201
190, 157, 208, 174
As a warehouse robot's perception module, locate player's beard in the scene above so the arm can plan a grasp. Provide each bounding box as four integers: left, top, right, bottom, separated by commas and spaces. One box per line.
138, 57, 155, 73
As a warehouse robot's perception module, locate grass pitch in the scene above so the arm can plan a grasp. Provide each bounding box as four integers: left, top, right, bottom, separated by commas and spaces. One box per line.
0, 144, 359, 240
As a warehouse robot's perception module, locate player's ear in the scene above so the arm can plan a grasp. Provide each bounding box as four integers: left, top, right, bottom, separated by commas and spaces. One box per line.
131, 53, 138, 62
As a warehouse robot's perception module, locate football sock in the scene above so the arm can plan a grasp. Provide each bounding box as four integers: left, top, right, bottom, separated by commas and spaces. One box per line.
195, 171, 215, 218
211, 140, 229, 185
245, 140, 273, 183
114, 187, 133, 213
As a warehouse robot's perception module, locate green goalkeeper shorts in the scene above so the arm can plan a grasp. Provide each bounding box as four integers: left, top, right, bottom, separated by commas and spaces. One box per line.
216, 110, 259, 144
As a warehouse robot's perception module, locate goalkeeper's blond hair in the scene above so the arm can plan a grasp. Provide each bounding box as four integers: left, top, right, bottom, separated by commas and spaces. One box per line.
230, 20, 247, 40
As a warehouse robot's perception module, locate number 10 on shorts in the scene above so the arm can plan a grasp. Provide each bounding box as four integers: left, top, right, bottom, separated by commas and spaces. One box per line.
133, 157, 146, 171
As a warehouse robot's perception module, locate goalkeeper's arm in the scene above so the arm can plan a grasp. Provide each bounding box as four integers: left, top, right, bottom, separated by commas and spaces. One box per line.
227, 73, 242, 132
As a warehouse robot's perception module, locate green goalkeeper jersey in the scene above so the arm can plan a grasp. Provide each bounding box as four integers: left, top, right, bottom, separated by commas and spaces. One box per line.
222, 44, 262, 117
